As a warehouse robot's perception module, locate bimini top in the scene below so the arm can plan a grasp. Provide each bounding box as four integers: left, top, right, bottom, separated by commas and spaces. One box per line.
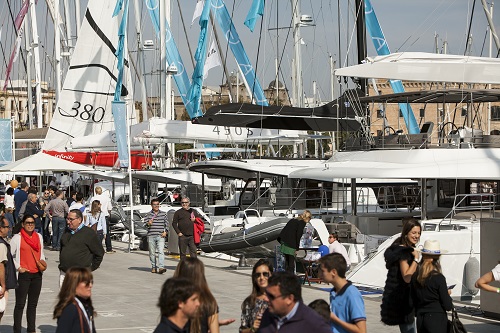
193, 90, 363, 132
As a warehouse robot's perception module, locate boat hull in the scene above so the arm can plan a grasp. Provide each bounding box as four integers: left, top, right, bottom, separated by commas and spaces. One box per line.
200, 218, 289, 258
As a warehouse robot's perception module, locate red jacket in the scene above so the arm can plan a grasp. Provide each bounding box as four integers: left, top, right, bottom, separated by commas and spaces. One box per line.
193, 217, 205, 245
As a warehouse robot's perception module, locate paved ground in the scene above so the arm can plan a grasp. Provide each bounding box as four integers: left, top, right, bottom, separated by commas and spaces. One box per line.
1, 241, 499, 332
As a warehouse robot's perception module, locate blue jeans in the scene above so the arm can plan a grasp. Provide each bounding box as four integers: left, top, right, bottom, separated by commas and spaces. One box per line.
51, 217, 66, 250
148, 235, 165, 269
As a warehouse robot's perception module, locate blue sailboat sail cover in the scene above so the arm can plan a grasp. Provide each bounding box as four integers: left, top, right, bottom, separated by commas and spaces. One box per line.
211, 0, 268, 106
144, 0, 200, 118
112, 0, 130, 168
185, 0, 212, 116
244, 0, 265, 32
365, 0, 419, 134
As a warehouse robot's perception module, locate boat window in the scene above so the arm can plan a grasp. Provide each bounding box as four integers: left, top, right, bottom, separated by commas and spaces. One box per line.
245, 210, 259, 217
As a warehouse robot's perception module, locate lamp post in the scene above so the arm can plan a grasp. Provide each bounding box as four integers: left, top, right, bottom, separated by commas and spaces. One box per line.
11, 116, 16, 162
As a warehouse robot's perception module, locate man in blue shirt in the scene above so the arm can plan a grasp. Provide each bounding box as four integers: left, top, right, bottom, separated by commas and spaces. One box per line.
318, 253, 366, 333
13, 182, 28, 222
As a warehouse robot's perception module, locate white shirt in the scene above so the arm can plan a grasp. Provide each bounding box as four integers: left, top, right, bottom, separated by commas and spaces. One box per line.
328, 240, 351, 266
69, 202, 84, 211
492, 263, 500, 281
90, 193, 112, 217
4, 194, 14, 209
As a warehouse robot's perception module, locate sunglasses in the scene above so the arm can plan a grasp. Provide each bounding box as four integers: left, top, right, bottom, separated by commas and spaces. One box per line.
66, 217, 79, 222
253, 272, 271, 279
24, 222, 35, 225
0, 225, 10, 229
265, 291, 285, 301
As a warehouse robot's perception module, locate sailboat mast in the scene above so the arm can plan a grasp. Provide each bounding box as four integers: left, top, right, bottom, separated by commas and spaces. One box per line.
355, 0, 367, 95
133, 0, 149, 121
63, 0, 73, 49
291, 0, 303, 107
54, 0, 62, 102
29, 0, 43, 128
24, 13, 33, 129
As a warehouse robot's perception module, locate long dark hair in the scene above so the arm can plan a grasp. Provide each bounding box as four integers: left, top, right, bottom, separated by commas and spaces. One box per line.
242, 259, 274, 310
393, 218, 421, 248
53, 267, 95, 319
173, 258, 217, 333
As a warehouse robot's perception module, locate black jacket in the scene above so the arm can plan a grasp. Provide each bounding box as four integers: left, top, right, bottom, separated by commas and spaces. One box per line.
258, 302, 331, 333
0, 237, 17, 290
380, 243, 415, 325
59, 226, 104, 272
56, 301, 96, 333
411, 273, 453, 315
277, 219, 305, 249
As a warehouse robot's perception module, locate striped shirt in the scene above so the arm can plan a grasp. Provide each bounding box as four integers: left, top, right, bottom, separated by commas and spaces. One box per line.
144, 210, 168, 237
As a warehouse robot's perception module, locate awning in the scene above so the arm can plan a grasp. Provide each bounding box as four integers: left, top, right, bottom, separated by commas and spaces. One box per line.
335, 52, 500, 84
288, 149, 500, 181
357, 89, 500, 104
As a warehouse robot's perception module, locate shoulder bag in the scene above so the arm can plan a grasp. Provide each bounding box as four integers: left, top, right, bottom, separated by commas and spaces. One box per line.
30, 248, 47, 272
448, 308, 467, 333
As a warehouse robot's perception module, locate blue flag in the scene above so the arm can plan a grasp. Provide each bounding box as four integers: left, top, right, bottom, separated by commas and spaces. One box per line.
244, 0, 265, 32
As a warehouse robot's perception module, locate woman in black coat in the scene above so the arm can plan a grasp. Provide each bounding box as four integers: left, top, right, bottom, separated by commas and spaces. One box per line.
54, 267, 96, 333
277, 210, 312, 273
381, 218, 422, 333
411, 240, 453, 333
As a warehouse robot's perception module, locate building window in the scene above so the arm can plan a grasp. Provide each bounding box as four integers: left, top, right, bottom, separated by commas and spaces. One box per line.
399, 109, 403, 118
491, 106, 500, 120
376, 109, 384, 118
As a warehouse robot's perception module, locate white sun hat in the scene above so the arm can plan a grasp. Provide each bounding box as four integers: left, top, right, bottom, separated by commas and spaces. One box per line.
421, 239, 448, 255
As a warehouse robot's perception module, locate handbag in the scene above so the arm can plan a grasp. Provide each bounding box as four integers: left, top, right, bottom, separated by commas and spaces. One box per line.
31, 248, 47, 272
448, 308, 467, 333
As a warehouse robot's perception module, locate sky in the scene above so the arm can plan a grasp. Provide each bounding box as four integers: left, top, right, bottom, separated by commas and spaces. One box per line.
1, 0, 499, 104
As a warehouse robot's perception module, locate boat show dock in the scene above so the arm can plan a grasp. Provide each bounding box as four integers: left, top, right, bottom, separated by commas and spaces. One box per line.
1, 240, 499, 333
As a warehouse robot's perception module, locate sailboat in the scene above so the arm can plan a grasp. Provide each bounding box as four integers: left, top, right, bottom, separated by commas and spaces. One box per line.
41, 0, 146, 168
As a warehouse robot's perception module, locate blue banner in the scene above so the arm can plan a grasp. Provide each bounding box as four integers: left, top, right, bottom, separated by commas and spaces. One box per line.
365, 0, 419, 134
0, 119, 12, 165
144, 0, 200, 118
111, 101, 130, 167
211, 0, 268, 106
244, 0, 265, 32
112, 0, 130, 167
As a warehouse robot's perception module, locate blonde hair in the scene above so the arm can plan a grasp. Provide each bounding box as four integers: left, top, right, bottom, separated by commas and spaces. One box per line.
416, 255, 442, 286
94, 186, 102, 195
299, 210, 312, 222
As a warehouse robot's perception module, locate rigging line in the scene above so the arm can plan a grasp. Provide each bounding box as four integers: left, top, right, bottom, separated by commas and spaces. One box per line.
176, 0, 195, 67
274, 0, 295, 106
5, 0, 28, 87
464, 0, 477, 56
251, 11, 265, 110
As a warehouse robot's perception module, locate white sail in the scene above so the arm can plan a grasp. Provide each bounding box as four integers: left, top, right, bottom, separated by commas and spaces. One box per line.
43, 0, 136, 153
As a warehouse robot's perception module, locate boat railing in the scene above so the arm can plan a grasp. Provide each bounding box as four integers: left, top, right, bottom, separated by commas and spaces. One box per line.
242, 185, 420, 215
438, 193, 496, 228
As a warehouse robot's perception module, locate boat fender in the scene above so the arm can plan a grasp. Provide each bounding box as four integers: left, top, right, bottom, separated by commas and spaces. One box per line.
464, 256, 480, 296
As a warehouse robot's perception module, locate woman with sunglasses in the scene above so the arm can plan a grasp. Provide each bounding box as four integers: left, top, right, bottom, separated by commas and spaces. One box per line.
10, 215, 46, 333
54, 267, 96, 333
240, 259, 274, 333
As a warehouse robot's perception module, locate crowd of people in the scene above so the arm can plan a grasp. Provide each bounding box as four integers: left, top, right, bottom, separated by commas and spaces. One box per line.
1, 187, 500, 333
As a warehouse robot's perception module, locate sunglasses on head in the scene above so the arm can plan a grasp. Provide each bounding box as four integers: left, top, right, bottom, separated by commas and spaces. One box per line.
253, 271, 270, 279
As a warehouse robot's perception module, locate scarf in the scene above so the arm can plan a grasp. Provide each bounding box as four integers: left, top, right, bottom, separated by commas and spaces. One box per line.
20, 228, 40, 252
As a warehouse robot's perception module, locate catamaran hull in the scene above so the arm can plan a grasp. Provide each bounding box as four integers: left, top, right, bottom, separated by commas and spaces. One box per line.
200, 219, 289, 258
